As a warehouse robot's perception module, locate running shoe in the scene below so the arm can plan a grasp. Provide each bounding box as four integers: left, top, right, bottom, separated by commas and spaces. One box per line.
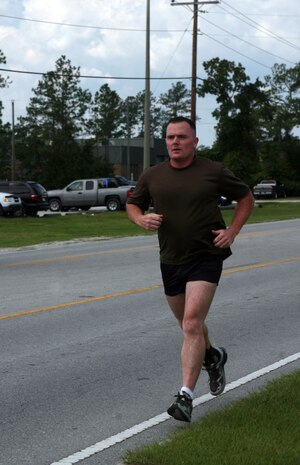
167, 392, 193, 423
203, 346, 227, 396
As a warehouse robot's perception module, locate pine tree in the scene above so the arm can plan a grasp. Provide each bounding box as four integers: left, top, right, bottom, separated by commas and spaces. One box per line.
17, 55, 92, 188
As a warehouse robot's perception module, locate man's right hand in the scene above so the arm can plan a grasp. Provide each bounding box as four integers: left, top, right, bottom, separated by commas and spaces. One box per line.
137, 213, 163, 231
126, 203, 163, 231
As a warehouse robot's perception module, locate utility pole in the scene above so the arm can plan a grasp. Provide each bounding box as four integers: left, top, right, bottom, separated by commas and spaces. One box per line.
171, 1, 219, 123
191, 0, 198, 123
11, 100, 16, 181
143, 0, 151, 170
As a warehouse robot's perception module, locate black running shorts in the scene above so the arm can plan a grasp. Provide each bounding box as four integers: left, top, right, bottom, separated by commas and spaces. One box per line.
160, 254, 224, 296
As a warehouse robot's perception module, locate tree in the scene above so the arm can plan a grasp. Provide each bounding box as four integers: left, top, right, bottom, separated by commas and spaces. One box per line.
263, 62, 300, 141
257, 63, 300, 193
0, 50, 11, 120
197, 58, 267, 185
159, 81, 191, 135
116, 95, 141, 148
17, 55, 92, 187
0, 123, 12, 180
133, 90, 162, 137
89, 83, 124, 144
0, 50, 12, 179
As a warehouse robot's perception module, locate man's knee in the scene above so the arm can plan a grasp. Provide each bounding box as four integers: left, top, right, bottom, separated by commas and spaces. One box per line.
183, 317, 205, 338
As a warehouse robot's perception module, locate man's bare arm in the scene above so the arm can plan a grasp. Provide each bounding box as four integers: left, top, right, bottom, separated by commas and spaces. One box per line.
126, 203, 163, 231
212, 191, 255, 248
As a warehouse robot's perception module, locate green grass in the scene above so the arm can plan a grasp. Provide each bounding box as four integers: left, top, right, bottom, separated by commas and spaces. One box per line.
248, 202, 300, 223
124, 370, 300, 465
0, 211, 153, 248
0, 202, 299, 248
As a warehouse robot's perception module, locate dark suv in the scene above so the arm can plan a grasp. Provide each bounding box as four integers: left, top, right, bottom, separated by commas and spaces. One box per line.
0, 181, 49, 216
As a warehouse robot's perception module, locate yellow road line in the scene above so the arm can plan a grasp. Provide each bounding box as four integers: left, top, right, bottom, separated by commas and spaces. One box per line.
1, 245, 158, 268
223, 256, 300, 275
1, 256, 300, 321
238, 226, 298, 239
0, 285, 162, 321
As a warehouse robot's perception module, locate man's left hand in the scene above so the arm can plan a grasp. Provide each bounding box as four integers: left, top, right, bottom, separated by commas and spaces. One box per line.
212, 228, 236, 249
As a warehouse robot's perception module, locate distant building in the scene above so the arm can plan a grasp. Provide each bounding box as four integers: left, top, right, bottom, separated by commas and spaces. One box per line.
93, 137, 169, 181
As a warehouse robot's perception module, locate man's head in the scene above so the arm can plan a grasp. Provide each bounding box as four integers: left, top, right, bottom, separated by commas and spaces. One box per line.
167, 116, 196, 132
166, 116, 198, 168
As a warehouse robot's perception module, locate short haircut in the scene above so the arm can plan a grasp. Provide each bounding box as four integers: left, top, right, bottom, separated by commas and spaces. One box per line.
167, 116, 196, 132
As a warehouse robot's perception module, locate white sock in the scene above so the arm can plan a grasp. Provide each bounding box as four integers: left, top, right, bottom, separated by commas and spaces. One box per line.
180, 386, 193, 399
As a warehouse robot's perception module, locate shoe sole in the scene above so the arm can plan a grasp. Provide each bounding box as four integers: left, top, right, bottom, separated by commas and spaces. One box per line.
167, 404, 191, 423
210, 347, 227, 396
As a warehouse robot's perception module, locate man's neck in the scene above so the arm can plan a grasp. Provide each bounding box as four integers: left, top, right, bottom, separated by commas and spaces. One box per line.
169, 155, 196, 169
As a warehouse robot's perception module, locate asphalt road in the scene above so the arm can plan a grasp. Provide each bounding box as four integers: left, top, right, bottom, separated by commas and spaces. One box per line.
0, 219, 300, 465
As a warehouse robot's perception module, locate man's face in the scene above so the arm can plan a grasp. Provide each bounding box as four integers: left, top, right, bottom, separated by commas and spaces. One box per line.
166, 122, 198, 167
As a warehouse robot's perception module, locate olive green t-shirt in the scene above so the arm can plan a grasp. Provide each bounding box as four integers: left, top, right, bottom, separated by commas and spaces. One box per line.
127, 157, 250, 264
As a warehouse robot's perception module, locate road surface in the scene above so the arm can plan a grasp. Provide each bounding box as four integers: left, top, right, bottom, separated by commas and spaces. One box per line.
0, 219, 299, 465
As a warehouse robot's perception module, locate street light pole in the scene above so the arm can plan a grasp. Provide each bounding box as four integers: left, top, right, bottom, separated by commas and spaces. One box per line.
11, 100, 16, 181
143, 0, 151, 170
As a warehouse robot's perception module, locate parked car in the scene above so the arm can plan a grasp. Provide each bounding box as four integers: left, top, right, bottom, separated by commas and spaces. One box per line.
253, 180, 286, 199
0, 192, 23, 217
47, 178, 134, 212
0, 181, 49, 216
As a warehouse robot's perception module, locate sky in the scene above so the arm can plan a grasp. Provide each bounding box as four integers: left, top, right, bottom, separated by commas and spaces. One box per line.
0, 0, 299, 147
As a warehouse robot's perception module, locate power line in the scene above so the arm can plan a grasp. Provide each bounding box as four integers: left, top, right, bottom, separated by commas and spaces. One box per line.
153, 18, 193, 93
202, 32, 272, 70
1, 11, 298, 45
201, 15, 296, 65
210, 12, 300, 18
208, 34, 300, 39
0, 7, 297, 89
219, 1, 300, 52
0, 67, 194, 81
0, 13, 188, 33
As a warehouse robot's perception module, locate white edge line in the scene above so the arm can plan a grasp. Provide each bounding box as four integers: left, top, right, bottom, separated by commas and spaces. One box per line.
50, 352, 300, 465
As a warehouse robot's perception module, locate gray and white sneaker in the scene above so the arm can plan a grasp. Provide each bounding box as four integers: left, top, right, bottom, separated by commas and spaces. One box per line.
203, 346, 227, 396
167, 392, 193, 423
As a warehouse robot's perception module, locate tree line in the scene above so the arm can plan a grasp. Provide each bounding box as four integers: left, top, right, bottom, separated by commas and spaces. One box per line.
0, 51, 299, 193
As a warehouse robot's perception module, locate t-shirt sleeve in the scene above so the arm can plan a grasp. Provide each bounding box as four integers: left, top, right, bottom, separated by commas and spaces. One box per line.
218, 165, 251, 200
126, 172, 152, 212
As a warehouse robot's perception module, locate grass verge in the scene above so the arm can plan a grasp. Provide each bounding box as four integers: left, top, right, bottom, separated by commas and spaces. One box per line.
124, 369, 300, 465
0, 202, 299, 248
0, 211, 153, 248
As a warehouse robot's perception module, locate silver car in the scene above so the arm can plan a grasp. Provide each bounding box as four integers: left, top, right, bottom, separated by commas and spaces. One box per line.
0, 192, 23, 217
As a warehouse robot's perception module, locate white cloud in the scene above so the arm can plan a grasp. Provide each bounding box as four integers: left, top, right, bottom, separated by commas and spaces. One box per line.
24, 48, 41, 64
0, 0, 299, 145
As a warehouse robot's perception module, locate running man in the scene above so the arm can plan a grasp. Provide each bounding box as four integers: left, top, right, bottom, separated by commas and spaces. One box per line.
126, 116, 254, 422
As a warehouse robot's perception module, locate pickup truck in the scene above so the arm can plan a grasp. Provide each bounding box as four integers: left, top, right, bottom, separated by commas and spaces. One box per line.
253, 180, 286, 199
47, 178, 135, 212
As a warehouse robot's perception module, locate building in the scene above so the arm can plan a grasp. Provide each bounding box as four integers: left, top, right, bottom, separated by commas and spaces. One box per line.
93, 137, 169, 181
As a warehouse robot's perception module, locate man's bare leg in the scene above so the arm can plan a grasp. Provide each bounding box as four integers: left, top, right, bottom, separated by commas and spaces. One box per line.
166, 281, 217, 422
166, 280, 217, 392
